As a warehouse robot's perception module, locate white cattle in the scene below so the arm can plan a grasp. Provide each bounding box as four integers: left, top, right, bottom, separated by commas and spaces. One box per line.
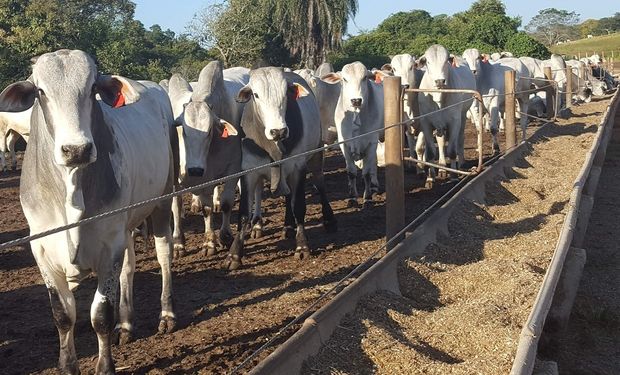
225, 68, 335, 270
463, 49, 530, 149
315, 62, 334, 77
0, 49, 176, 374
566, 59, 607, 96
0, 108, 30, 170
294, 68, 339, 144
168, 62, 248, 257
322, 62, 384, 208
418, 45, 476, 187
380, 54, 426, 164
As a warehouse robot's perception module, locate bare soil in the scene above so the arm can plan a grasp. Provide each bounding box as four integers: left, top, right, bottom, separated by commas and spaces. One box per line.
544, 105, 620, 374
301, 97, 612, 375
0, 121, 537, 374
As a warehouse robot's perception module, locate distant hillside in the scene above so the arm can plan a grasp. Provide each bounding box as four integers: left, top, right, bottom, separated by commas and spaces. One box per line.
551, 33, 620, 58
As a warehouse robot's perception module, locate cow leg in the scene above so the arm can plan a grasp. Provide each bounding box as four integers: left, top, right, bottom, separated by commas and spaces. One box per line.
115, 237, 135, 345
282, 194, 296, 239
91, 253, 123, 375
290, 170, 310, 260
226, 174, 259, 270
150, 204, 176, 334
362, 142, 378, 209
212, 184, 222, 213
489, 98, 501, 155
436, 133, 448, 179
415, 131, 426, 175
218, 178, 237, 249
171, 194, 185, 258
199, 187, 217, 257
518, 97, 529, 142
307, 152, 337, 232
250, 181, 264, 239
6, 131, 18, 170
33, 243, 80, 375
0, 135, 6, 172
421, 121, 437, 189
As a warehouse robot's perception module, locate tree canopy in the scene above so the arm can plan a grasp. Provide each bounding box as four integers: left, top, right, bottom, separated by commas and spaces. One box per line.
0, 0, 211, 88
525, 8, 580, 46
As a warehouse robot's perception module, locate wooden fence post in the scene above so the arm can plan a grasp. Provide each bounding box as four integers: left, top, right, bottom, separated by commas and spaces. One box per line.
504, 70, 517, 147
383, 76, 405, 250
565, 66, 573, 109
544, 66, 555, 119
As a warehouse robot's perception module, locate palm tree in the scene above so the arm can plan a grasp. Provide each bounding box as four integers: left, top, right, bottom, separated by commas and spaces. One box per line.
267, 0, 358, 68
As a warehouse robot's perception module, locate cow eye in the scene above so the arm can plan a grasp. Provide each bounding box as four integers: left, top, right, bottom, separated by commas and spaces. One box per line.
342, 77, 348, 83
253, 93, 259, 99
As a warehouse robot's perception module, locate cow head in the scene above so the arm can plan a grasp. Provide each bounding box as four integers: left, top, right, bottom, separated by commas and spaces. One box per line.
236, 67, 309, 142
386, 54, 418, 89
463, 48, 482, 76
422, 45, 451, 106
322, 61, 376, 112
0, 49, 141, 169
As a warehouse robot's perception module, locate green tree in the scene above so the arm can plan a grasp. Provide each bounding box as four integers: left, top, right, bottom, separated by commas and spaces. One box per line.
268, 0, 358, 68
579, 19, 600, 38
505, 32, 550, 59
597, 12, 620, 34
525, 8, 580, 46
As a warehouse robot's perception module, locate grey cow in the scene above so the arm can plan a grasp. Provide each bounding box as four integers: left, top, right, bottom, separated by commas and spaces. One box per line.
168, 62, 247, 257
226, 68, 336, 270
0, 50, 177, 374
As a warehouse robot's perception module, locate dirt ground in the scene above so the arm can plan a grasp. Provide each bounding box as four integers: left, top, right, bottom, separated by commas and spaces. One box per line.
0, 119, 541, 374
543, 105, 620, 374
301, 96, 613, 374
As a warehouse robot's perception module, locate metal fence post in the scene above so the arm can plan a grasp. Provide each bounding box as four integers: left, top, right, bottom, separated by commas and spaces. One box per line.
544, 66, 555, 119
504, 70, 517, 148
383, 76, 404, 250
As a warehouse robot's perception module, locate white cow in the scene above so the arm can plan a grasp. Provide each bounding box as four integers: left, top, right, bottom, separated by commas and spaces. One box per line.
566, 59, 606, 96
0, 108, 30, 170
322, 62, 384, 208
294, 68, 339, 144
380, 54, 426, 165
463, 49, 530, 149
168, 62, 248, 257
418, 45, 476, 187
0, 49, 176, 374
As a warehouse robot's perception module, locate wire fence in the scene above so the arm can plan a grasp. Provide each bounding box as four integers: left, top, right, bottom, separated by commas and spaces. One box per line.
0, 95, 477, 252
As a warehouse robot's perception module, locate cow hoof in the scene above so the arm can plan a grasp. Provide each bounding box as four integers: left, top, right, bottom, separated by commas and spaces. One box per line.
224, 255, 242, 270
294, 248, 311, 261
201, 242, 217, 257
425, 180, 434, 189
173, 243, 185, 259
323, 219, 338, 233
114, 328, 133, 346
493, 147, 501, 157
438, 169, 448, 179
281, 226, 295, 240
346, 199, 359, 208
158, 316, 177, 334
250, 227, 263, 239
213, 203, 221, 213
58, 359, 80, 375
95, 357, 115, 375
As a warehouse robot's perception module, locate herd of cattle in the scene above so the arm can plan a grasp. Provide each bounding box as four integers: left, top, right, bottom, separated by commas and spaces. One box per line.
0, 44, 618, 374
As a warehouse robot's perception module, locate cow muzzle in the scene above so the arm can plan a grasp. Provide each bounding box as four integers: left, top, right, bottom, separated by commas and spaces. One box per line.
269, 127, 289, 141
60, 143, 93, 167
187, 167, 204, 177
350, 98, 363, 108
435, 79, 447, 89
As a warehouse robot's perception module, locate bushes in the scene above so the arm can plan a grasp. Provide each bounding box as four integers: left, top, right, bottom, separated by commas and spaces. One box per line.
505, 32, 550, 59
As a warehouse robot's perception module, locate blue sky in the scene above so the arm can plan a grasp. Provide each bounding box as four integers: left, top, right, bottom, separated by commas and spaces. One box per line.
133, 0, 617, 36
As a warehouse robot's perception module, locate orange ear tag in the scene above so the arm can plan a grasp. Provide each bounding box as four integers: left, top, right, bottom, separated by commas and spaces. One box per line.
294, 85, 302, 100
112, 91, 126, 108
451, 60, 457, 67
221, 127, 229, 138
375, 74, 382, 84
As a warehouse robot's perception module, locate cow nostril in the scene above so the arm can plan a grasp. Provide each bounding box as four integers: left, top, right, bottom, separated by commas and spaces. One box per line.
351, 98, 362, 107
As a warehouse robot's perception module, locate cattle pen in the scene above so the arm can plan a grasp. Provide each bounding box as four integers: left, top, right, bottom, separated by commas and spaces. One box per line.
0, 78, 618, 374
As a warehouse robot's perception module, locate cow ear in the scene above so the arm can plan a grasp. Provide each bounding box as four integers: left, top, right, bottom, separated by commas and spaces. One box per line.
417, 57, 427, 69
96, 75, 141, 108
371, 69, 389, 83
288, 82, 309, 100
321, 72, 342, 84
216, 119, 238, 138
0, 81, 37, 112
236, 85, 253, 103
169, 74, 192, 97
381, 63, 393, 73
